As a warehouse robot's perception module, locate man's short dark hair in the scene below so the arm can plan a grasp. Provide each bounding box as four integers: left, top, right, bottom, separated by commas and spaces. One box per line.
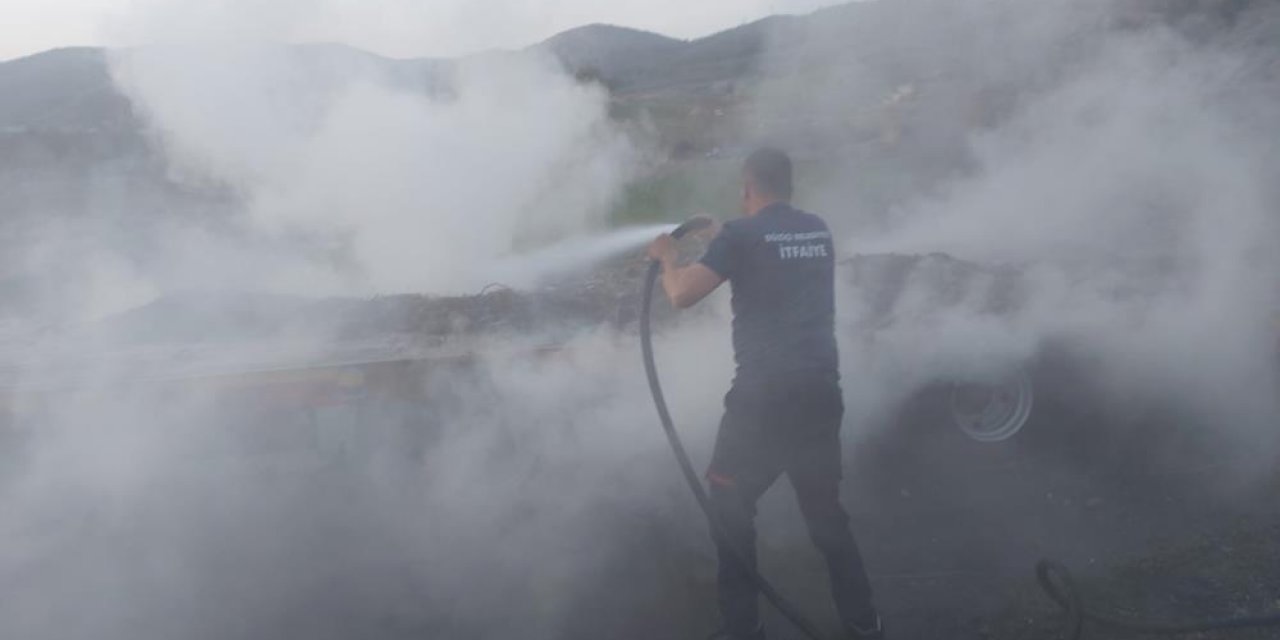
744, 148, 794, 201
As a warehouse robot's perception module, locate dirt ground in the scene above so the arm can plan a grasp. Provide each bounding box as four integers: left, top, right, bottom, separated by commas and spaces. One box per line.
757, 401, 1280, 640
530, 383, 1280, 640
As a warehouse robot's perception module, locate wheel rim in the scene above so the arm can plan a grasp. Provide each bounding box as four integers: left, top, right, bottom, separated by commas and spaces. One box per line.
948, 369, 1034, 442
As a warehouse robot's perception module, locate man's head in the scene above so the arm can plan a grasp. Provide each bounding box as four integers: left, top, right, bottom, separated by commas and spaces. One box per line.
741, 148, 793, 216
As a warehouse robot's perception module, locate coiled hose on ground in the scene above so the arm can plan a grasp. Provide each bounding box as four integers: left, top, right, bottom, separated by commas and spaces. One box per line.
1037, 560, 1280, 639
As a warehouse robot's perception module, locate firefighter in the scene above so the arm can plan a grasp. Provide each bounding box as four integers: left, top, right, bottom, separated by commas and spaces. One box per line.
648, 148, 883, 640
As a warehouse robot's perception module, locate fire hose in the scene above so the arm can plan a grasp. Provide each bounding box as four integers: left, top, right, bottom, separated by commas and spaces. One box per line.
640, 217, 830, 640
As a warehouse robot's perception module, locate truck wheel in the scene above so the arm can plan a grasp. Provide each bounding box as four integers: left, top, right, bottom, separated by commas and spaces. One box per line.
948, 368, 1034, 443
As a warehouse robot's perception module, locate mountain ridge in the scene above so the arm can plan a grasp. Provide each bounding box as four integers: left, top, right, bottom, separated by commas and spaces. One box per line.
0, 4, 831, 132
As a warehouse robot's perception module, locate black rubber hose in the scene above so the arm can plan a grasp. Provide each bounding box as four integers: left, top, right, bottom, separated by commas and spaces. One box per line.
1036, 560, 1280, 639
640, 218, 829, 640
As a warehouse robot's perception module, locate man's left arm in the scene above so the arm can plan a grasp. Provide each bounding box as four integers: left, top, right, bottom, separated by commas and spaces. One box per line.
648, 234, 726, 309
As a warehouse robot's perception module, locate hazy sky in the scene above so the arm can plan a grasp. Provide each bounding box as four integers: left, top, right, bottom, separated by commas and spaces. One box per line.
4, 0, 847, 61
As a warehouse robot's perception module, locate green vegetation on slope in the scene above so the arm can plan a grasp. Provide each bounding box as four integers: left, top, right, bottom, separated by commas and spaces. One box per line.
609, 160, 741, 227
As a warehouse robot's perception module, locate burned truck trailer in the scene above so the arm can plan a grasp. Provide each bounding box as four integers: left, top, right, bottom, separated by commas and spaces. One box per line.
0, 283, 622, 468
0, 251, 1087, 455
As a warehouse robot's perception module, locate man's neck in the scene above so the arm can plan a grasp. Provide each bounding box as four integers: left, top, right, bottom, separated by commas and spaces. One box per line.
747, 199, 786, 217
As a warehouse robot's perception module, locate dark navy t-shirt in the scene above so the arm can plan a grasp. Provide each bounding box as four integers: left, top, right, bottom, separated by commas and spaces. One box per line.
699, 203, 839, 386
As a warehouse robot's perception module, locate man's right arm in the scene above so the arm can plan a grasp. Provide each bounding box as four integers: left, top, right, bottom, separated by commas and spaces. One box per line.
660, 260, 724, 309
648, 233, 726, 309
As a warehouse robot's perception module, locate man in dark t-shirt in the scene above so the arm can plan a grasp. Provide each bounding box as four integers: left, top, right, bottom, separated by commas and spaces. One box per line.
648, 149, 882, 640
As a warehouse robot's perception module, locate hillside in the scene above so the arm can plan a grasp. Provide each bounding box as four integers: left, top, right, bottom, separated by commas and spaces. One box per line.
0, 0, 1275, 322
0, 47, 130, 132
0, 0, 1268, 132
0, 8, 813, 134
536, 23, 686, 86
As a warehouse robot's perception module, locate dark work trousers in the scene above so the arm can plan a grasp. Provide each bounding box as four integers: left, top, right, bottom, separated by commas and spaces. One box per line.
706, 377, 876, 637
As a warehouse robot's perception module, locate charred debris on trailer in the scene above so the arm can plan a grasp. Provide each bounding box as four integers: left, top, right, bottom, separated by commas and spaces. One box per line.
0, 249, 1026, 395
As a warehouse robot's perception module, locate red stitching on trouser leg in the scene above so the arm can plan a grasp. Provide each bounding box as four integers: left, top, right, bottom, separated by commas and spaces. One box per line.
707, 471, 737, 488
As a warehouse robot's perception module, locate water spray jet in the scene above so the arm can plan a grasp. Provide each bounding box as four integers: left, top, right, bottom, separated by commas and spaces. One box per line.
487, 224, 677, 289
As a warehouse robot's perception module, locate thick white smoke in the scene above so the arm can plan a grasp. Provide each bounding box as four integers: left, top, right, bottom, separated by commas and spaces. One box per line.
6, 2, 1280, 639
745, 0, 1280, 454
110, 43, 639, 295
0, 7, 722, 637
1, 3, 680, 638
0, 320, 738, 639
875, 17, 1280, 442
